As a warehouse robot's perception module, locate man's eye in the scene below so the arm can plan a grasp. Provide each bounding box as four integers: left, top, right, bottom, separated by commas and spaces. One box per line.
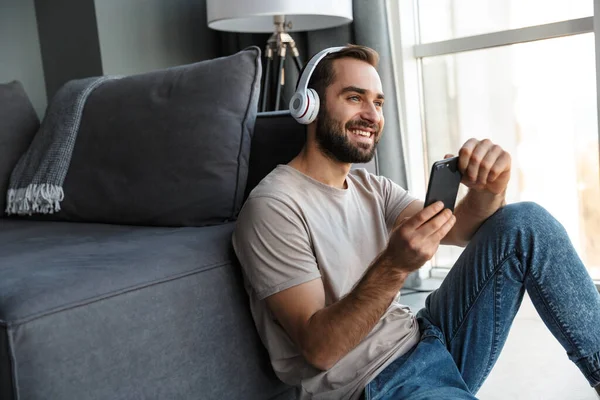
349, 96, 360, 102
375, 101, 384, 107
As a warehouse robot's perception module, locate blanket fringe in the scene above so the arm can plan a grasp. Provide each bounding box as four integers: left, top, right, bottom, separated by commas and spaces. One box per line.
5, 184, 65, 215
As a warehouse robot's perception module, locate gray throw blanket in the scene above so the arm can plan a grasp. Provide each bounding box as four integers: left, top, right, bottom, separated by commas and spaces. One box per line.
5, 76, 120, 215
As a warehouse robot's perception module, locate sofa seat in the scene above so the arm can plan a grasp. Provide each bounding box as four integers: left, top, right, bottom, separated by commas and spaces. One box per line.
0, 219, 293, 400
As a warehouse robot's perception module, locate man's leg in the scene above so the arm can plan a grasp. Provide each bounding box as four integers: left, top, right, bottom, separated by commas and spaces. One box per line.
416, 202, 600, 394
363, 331, 477, 400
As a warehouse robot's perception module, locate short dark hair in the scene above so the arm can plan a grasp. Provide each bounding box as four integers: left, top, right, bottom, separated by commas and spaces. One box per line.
305, 44, 380, 103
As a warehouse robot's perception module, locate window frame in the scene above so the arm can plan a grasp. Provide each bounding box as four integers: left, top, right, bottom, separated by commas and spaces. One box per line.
386, 0, 600, 288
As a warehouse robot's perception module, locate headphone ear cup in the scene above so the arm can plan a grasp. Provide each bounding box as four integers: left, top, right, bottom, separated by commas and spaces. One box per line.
303, 89, 320, 124
289, 91, 307, 122
289, 88, 320, 125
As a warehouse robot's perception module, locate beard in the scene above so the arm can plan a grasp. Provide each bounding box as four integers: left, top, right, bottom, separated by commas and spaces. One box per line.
315, 109, 380, 164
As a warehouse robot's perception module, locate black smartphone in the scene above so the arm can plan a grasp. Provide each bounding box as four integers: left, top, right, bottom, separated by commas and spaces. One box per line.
424, 156, 462, 212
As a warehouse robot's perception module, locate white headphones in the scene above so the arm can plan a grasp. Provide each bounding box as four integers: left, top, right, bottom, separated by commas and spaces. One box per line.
289, 46, 346, 124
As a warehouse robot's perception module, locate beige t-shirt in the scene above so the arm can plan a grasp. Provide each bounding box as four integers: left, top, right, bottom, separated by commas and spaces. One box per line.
232, 165, 420, 400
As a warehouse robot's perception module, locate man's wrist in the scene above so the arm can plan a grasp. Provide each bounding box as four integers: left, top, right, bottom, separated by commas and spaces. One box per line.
465, 188, 506, 215
374, 250, 411, 283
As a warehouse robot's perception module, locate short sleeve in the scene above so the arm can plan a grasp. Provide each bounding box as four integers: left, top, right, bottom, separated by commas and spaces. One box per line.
380, 176, 418, 232
232, 196, 321, 300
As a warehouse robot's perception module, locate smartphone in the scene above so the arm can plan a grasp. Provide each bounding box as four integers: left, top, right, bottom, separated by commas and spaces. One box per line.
424, 156, 462, 212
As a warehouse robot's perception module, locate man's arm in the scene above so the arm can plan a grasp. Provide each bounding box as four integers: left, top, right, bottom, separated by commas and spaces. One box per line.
266, 201, 454, 371
266, 252, 407, 371
442, 189, 506, 246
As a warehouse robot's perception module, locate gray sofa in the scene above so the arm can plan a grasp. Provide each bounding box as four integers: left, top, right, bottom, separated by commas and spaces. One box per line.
0, 47, 377, 399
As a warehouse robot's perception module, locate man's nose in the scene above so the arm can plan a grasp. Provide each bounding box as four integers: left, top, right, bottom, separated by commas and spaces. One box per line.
360, 102, 381, 124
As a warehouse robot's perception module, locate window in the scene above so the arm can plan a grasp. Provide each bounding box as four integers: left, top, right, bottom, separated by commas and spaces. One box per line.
388, 0, 600, 282
418, 0, 592, 43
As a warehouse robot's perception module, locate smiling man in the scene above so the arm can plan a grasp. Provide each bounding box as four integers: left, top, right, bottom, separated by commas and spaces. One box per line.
233, 45, 600, 399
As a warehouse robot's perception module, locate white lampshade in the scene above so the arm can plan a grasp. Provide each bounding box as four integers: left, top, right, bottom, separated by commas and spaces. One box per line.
206, 0, 353, 33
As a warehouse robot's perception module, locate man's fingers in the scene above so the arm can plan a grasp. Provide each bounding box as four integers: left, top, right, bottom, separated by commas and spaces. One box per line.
487, 151, 511, 183
434, 212, 456, 242
458, 138, 478, 174
465, 139, 493, 184
406, 201, 445, 231
458, 139, 510, 190
477, 144, 503, 185
395, 206, 455, 263
416, 208, 454, 239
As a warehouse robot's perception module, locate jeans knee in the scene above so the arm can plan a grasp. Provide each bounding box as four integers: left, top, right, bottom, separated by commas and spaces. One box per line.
498, 201, 549, 222
488, 201, 566, 242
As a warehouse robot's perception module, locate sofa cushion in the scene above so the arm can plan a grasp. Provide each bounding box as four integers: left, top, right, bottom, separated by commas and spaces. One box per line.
0, 219, 294, 399
56, 46, 261, 227
0, 220, 237, 321
0, 81, 39, 216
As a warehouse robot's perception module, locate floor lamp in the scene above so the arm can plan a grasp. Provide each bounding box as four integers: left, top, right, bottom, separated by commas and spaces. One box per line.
207, 0, 353, 112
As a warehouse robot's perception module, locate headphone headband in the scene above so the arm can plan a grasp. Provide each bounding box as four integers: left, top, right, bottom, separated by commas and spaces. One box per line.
295, 46, 346, 95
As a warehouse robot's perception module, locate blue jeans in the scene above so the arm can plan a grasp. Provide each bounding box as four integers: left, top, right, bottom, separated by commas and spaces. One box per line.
364, 202, 600, 399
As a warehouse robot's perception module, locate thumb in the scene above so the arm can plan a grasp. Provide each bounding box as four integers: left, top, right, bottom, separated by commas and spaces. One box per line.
444, 153, 455, 159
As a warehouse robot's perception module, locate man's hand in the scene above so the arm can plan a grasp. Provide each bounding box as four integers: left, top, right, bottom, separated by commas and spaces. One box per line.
451, 138, 511, 195
383, 201, 456, 273
439, 138, 511, 246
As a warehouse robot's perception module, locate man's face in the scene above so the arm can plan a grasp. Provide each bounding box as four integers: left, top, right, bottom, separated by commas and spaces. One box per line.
315, 58, 385, 164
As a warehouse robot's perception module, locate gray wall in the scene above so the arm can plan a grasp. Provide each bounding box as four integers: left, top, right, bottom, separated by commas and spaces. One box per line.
1, 0, 221, 118
94, 0, 218, 76
34, 0, 103, 103
0, 0, 47, 116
